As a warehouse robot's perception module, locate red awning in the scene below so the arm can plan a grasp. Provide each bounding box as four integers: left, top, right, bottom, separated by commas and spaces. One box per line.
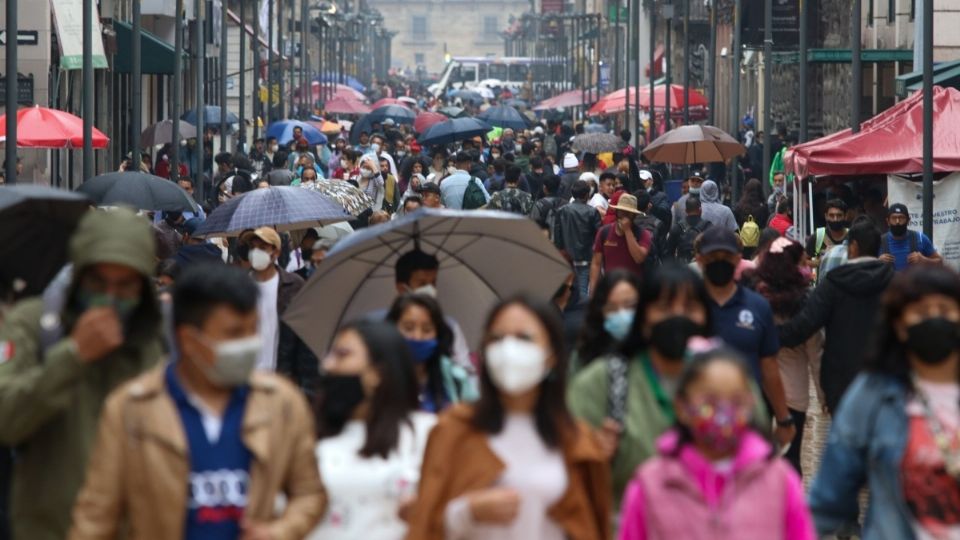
789, 86, 960, 177
645, 44, 665, 78
225, 9, 285, 59
533, 89, 589, 110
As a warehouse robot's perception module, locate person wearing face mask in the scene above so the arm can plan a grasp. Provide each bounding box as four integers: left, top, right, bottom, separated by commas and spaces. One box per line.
70, 264, 326, 539
332, 148, 360, 181
357, 153, 386, 212
0, 209, 164, 540
572, 271, 641, 372
240, 227, 319, 393
809, 265, 960, 540
387, 295, 479, 412
619, 348, 815, 540
569, 263, 721, 506
672, 175, 705, 227
696, 227, 796, 450
879, 203, 942, 272
805, 199, 849, 275
408, 297, 612, 540
328, 138, 347, 175
309, 321, 435, 540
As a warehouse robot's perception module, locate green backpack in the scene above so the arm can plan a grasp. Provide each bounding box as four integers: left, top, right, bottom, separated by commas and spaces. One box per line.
740, 215, 761, 248
462, 177, 487, 210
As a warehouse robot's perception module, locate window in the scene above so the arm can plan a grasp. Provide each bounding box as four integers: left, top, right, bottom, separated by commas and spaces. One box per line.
508, 64, 529, 82
889, 0, 895, 22
488, 63, 508, 80
867, 0, 873, 26
412, 16, 427, 41
415, 53, 425, 65
483, 16, 499, 39
910, 0, 915, 20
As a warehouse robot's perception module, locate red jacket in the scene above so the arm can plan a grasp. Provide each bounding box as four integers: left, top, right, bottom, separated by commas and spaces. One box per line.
768, 213, 793, 236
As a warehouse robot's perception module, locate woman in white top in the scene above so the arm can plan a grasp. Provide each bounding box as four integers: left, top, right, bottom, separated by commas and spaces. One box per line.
309, 320, 436, 540
357, 153, 386, 212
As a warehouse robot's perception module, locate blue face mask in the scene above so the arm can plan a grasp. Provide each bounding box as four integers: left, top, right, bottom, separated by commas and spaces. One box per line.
603, 309, 635, 341
406, 338, 438, 363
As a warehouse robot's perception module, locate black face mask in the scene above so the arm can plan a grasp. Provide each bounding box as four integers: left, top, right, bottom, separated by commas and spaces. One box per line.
648, 316, 704, 360
827, 220, 845, 232
704, 260, 736, 286
316, 374, 366, 433
905, 317, 960, 365
301, 247, 314, 261
890, 223, 909, 237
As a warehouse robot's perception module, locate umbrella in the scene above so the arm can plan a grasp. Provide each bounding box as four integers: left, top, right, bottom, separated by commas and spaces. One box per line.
366, 105, 416, 125
0, 105, 109, 149
477, 105, 529, 130
181, 105, 239, 126
474, 87, 496, 100
140, 119, 197, 147
0, 185, 91, 296
414, 111, 448, 134
533, 89, 588, 111
438, 106, 466, 118
571, 132, 623, 154
283, 208, 571, 355
642, 125, 747, 164
77, 172, 199, 212
324, 97, 372, 115
503, 98, 528, 109
448, 89, 484, 104
266, 120, 328, 146
316, 73, 366, 92
194, 186, 352, 237
371, 98, 409, 109
309, 120, 345, 136
301, 179, 374, 216
397, 96, 418, 107
418, 118, 493, 147
298, 81, 366, 102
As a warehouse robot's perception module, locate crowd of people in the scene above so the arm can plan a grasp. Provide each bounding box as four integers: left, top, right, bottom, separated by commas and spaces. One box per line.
1, 100, 959, 540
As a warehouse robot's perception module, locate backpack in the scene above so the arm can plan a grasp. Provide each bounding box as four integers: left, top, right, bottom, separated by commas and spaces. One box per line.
676, 219, 711, 262
542, 198, 566, 241
740, 215, 760, 248
462, 177, 487, 210
880, 230, 919, 255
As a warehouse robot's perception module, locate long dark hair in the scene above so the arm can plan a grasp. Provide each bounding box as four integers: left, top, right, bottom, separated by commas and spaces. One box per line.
576, 270, 642, 365
315, 321, 419, 459
621, 262, 714, 356
471, 296, 574, 449
866, 265, 960, 390
746, 239, 808, 318
386, 293, 454, 407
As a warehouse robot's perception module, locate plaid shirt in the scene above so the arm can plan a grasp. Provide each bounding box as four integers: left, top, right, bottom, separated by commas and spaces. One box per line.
818, 242, 848, 281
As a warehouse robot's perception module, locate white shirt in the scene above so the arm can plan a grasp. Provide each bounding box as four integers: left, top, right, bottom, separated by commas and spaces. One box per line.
308, 413, 437, 540
255, 272, 280, 372
588, 193, 608, 212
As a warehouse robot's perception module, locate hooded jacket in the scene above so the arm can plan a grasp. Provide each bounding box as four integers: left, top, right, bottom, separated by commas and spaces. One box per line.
0, 208, 164, 540
778, 258, 894, 411
697, 180, 739, 232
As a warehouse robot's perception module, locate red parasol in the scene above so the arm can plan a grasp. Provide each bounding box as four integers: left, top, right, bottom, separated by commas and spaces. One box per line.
414, 112, 447, 134
0, 105, 109, 149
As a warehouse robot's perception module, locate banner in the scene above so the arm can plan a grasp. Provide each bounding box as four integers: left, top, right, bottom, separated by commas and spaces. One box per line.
50, 0, 108, 70
887, 173, 960, 270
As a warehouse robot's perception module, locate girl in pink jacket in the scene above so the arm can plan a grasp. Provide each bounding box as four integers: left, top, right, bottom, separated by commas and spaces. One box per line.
618, 347, 815, 540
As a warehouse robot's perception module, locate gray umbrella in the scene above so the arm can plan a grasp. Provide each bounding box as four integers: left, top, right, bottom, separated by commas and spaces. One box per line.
283, 208, 571, 356
194, 185, 352, 237
77, 172, 199, 212
571, 132, 623, 153
140, 119, 197, 147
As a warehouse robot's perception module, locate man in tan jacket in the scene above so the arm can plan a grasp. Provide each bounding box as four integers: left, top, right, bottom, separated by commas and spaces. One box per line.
70, 263, 326, 540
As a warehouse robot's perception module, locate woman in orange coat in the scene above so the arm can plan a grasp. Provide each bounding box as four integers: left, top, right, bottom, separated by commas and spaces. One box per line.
406, 296, 611, 540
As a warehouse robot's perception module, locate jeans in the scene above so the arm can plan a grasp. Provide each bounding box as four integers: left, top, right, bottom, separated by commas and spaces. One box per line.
572, 264, 591, 305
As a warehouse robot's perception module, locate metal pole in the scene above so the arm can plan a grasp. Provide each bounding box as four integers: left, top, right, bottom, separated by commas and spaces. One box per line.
633, 0, 640, 138
172, 0, 183, 181
291, 2, 297, 115
683, 0, 690, 125
799, 0, 808, 142
132, 0, 142, 168
922, 0, 933, 238
278, 0, 285, 117
239, 0, 246, 152
194, 0, 205, 200
5, 0, 17, 184
664, 3, 672, 132
253, 0, 261, 142
731, 0, 741, 134
268, 0, 275, 122
762, 0, 772, 182
83, 0, 95, 180
220, 0, 228, 151
649, 2, 656, 141
301, 0, 307, 118
707, 0, 716, 125
851, 0, 862, 132
624, 0, 631, 122
614, 0, 621, 90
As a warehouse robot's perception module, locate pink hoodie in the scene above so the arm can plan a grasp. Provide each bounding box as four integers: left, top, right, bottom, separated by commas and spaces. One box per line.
618, 430, 815, 540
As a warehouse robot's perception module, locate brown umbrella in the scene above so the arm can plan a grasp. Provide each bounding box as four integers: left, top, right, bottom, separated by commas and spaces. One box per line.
642, 125, 746, 164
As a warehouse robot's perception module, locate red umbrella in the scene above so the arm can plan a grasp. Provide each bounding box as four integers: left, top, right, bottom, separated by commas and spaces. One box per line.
414, 111, 447, 134
295, 81, 366, 102
371, 97, 409, 110
0, 105, 109, 149
533, 89, 588, 111
324, 98, 372, 115
588, 84, 708, 116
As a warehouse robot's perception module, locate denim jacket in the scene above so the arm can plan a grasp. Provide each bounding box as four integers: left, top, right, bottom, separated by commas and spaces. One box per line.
808, 372, 915, 540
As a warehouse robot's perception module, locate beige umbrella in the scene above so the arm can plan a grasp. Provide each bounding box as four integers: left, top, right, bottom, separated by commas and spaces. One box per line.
642, 125, 746, 164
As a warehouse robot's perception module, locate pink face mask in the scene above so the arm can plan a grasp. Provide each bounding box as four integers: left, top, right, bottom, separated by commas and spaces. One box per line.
682, 398, 752, 454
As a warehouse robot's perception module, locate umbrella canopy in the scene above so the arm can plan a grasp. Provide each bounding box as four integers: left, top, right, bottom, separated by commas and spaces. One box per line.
366, 105, 416, 125
414, 111, 448, 134
571, 132, 624, 154
371, 98, 409, 109
308, 120, 345, 136
438, 106, 466, 118
502, 98, 528, 109
283, 208, 571, 355
397, 96, 418, 107
477, 105, 529, 130
266, 120, 328, 146
299, 81, 366, 102
533, 89, 588, 111
642, 125, 746, 164
301, 179, 374, 216
448, 89, 484, 104
194, 185, 352, 237
316, 73, 366, 92
0, 185, 91, 296
589, 84, 709, 116
0, 105, 109, 149
181, 105, 239, 126
418, 118, 492, 147
78, 172, 199, 212
324, 97, 372, 115
140, 119, 197, 147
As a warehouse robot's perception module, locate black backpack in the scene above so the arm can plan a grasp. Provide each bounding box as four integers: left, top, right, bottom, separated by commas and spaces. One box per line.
676, 219, 711, 262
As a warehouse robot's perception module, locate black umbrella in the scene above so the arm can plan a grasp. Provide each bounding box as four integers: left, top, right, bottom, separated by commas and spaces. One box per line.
194, 186, 353, 237
181, 105, 240, 126
0, 185, 90, 297
77, 172, 199, 212
366, 105, 416, 125
140, 119, 197, 146
438, 106, 466, 118
477, 105, 530, 130
417, 118, 492, 147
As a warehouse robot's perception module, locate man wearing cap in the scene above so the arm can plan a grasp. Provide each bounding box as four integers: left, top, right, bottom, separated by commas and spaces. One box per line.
558, 153, 581, 200
0, 209, 164, 540
241, 227, 318, 393
696, 226, 795, 449
439, 152, 491, 210
672, 175, 706, 227
879, 203, 942, 271
589, 193, 651, 292
420, 182, 443, 209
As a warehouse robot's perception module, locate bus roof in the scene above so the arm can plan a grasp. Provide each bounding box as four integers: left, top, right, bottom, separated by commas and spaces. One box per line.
448, 56, 563, 65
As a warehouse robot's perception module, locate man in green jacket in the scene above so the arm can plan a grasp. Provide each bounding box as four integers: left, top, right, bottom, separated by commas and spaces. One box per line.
0, 208, 163, 540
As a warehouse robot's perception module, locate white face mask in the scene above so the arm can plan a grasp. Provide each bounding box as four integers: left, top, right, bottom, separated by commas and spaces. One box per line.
270, 145, 278, 153
484, 337, 548, 396
408, 283, 437, 298
249, 248, 273, 271
371, 143, 381, 155
340, 159, 349, 169
360, 168, 376, 179
192, 334, 262, 388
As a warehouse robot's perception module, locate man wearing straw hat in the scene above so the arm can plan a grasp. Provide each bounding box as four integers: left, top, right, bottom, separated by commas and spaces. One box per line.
589, 193, 652, 293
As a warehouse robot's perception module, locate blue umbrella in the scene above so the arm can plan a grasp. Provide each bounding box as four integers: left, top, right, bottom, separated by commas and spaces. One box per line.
477, 105, 529, 130
418, 118, 492, 147
266, 120, 328, 146
316, 73, 366, 92
366, 105, 416, 125
194, 186, 352, 236
181, 105, 240, 127
447, 89, 484, 105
